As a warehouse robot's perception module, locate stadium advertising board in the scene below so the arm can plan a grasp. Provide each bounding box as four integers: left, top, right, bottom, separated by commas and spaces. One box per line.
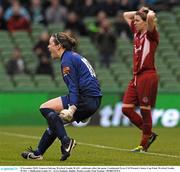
0, 92, 180, 127
87, 93, 180, 128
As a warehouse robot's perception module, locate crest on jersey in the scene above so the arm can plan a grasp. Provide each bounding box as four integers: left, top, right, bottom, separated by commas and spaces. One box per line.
63, 66, 70, 75
142, 96, 148, 103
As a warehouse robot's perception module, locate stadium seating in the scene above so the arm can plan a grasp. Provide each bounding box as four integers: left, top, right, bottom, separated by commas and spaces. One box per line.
0, 32, 14, 61
13, 74, 36, 91
0, 76, 14, 91
1, 7, 180, 93
48, 23, 64, 34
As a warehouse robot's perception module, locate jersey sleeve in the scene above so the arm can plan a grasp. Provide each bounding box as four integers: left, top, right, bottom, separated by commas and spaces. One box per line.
61, 60, 79, 107
147, 27, 159, 43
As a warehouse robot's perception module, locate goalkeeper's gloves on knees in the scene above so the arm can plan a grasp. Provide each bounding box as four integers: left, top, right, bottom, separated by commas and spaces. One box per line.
59, 105, 77, 122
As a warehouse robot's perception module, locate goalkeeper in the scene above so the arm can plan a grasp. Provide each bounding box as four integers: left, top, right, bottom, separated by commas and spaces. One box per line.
21, 32, 102, 161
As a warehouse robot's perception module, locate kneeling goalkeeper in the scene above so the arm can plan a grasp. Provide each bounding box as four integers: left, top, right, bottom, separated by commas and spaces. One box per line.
21, 32, 102, 161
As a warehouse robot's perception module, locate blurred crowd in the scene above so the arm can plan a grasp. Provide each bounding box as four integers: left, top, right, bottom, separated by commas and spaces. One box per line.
0, 0, 179, 32
0, 0, 180, 77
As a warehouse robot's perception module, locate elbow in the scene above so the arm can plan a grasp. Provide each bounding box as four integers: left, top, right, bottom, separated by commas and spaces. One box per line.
147, 11, 156, 20
123, 12, 134, 22
123, 12, 129, 22
123, 12, 127, 19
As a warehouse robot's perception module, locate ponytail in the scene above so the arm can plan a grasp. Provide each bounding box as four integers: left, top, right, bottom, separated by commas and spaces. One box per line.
52, 32, 78, 51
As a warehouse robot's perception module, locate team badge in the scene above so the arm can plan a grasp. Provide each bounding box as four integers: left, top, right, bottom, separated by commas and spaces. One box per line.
142, 96, 148, 103
63, 67, 70, 76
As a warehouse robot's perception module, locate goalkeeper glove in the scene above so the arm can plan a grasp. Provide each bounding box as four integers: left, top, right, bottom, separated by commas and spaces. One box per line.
59, 105, 77, 122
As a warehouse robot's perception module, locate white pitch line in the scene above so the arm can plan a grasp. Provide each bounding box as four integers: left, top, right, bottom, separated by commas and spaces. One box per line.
0, 131, 40, 140
77, 142, 180, 159
0, 131, 180, 159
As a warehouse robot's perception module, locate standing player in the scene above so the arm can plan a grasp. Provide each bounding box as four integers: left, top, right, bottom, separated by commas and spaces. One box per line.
122, 7, 159, 152
21, 32, 102, 161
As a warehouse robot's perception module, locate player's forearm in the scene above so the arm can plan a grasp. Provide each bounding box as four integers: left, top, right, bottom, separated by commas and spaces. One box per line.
123, 11, 136, 20
69, 92, 79, 106
147, 10, 156, 21
68, 84, 79, 106
63, 70, 79, 106
123, 11, 136, 25
147, 10, 157, 32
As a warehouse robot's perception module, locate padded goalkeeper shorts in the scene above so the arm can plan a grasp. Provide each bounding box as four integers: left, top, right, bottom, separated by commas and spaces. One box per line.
61, 95, 102, 123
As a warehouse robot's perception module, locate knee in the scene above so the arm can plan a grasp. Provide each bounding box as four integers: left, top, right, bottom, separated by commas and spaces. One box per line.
39, 102, 51, 117
122, 107, 130, 115
39, 108, 46, 118
39, 107, 53, 119
122, 107, 135, 118
47, 112, 57, 121
40, 103, 46, 109
46, 127, 54, 135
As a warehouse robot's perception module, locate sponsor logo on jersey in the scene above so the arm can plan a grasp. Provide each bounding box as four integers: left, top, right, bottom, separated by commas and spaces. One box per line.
63, 66, 70, 76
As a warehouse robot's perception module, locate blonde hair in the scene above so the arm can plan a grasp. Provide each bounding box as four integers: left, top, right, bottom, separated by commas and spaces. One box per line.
136, 7, 157, 26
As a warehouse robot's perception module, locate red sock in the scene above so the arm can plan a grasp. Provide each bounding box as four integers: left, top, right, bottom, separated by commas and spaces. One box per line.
122, 107, 143, 130
140, 134, 150, 147
140, 109, 152, 147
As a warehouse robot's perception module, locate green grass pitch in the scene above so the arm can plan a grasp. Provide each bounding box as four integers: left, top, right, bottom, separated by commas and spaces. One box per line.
0, 126, 180, 166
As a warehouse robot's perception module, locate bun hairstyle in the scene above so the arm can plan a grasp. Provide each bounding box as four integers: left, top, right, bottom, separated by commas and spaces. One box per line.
136, 7, 157, 25
52, 32, 78, 51
136, 7, 149, 21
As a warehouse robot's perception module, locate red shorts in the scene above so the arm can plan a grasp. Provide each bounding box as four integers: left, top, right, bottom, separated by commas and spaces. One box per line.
123, 71, 159, 107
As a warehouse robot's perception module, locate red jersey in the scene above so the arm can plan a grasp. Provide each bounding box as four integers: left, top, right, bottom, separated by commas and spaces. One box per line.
131, 21, 159, 75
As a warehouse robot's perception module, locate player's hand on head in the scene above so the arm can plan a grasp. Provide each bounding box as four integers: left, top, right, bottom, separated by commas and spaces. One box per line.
139, 6, 149, 14
59, 105, 77, 122
148, 10, 156, 17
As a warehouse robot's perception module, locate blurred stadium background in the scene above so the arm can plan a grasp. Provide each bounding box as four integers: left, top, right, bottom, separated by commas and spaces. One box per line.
0, 0, 180, 166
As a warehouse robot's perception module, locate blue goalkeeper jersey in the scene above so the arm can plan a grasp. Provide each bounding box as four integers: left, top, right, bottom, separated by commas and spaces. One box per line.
60, 50, 102, 106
